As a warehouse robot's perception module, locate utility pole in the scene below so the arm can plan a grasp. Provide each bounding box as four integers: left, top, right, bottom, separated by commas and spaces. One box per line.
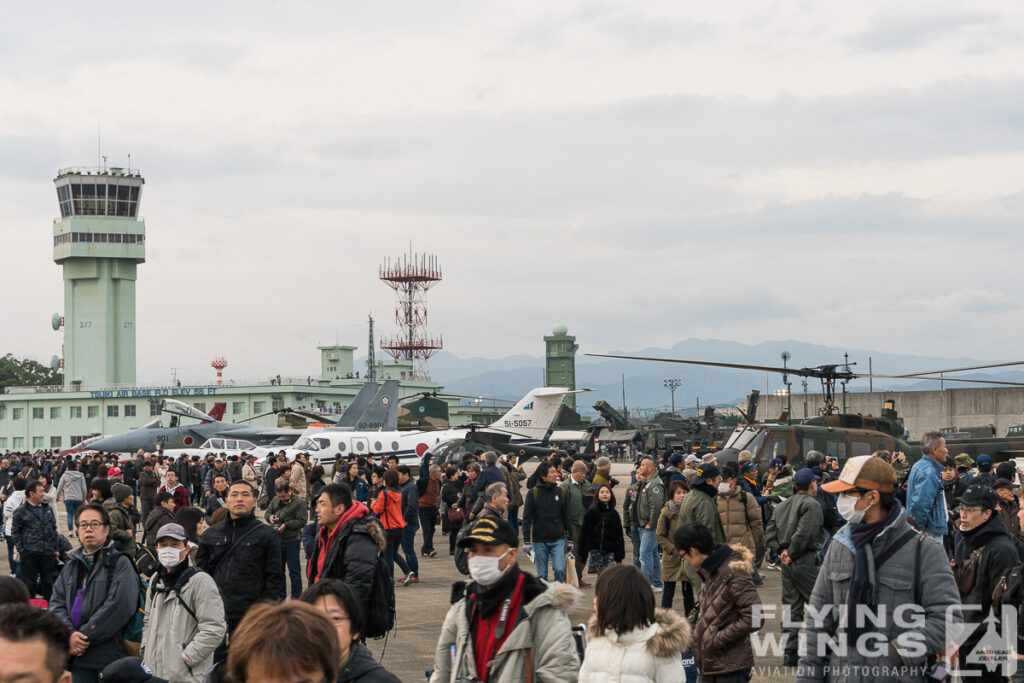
869, 356, 873, 393
781, 351, 792, 418
802, 378, 808, 419
621, 373, 627, 420
663, 378, 682, 416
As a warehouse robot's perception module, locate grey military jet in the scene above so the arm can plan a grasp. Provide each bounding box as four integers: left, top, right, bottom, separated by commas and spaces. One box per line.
89, 381, 399, 453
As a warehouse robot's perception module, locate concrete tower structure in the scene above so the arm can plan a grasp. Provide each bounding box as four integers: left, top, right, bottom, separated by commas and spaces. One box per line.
52, 166, 145, 388
544, 322, 578, 409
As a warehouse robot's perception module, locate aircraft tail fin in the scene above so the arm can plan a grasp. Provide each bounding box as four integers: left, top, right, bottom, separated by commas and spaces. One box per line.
204, 403, 227, 423
354, 380, 399, 430
334, 382, 381, 428
488, 387, 585, 441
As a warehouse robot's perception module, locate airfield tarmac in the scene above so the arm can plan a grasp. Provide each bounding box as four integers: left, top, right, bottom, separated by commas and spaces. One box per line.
4, 461, 793, 682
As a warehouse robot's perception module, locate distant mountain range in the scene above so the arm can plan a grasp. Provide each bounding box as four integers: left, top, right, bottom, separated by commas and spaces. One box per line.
407, 339, 1024, 417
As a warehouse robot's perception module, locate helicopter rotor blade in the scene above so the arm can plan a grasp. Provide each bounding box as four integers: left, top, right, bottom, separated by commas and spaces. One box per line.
861, 373, 1024, 387
237, 409, 281, 424
893, 360, 1024, 378
586, 354, 802, 375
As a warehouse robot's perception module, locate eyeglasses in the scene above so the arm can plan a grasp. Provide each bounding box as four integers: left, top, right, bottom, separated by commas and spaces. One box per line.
960, 506, 986, 515
76, 521, 106, 530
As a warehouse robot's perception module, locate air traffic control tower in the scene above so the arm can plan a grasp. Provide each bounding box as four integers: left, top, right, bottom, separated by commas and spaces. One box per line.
53, 166, 145, 388
545, 322, 578, 409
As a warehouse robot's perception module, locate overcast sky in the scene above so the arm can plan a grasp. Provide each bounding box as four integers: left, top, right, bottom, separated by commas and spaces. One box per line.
2, 1, 1023, 385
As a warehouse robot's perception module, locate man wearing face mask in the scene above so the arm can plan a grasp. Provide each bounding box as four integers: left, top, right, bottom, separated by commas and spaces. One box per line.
796, 456, 960, 682
431, 517, 581, 683
765, 467, 823, 667
140, 523, 226, 683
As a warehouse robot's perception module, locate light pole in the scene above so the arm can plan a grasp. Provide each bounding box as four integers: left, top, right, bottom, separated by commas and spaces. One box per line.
781, 351, 793, 419
664, 378, 682, 416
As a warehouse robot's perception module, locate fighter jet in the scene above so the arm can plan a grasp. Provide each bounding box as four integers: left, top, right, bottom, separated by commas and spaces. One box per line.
89, 381, 400, 454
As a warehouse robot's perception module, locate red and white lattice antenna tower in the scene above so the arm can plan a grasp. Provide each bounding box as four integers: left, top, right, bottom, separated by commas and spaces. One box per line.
379, 244, 443, 381
211, 357, 228, 385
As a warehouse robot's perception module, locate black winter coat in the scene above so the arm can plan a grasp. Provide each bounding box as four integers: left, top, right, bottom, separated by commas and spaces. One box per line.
578, 502, 625, 562
441, 480, 463, 533
339, 642, 401, 682
522, 481, 571, 544
305, 507, 385, 616
195, 512, 283, 631
954, 512, 1019, 649
11, 501, 59, 555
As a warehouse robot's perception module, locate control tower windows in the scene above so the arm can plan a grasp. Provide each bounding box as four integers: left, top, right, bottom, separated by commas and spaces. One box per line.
67, 182, 140, 217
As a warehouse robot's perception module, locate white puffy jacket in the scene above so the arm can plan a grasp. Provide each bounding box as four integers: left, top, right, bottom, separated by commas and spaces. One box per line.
578, 608, 691, 683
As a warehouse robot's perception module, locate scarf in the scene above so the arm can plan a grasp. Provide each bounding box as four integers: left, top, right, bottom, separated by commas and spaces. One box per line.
846, 500, 901, 644
667, 499, 681, 514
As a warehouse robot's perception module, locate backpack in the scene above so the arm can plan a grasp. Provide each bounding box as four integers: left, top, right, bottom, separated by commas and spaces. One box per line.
134, 545, 159, 577
454, 524, 472, 576
103, 551, 147, 647
363, 552, 396, 639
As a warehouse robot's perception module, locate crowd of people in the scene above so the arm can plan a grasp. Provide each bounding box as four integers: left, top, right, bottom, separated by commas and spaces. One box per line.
2, 433, 1024, 682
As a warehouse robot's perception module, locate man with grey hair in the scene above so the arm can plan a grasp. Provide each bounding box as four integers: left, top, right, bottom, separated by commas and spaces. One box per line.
906, 431, 950, 540
475, 451, 505, 492
476, 482, 509, 521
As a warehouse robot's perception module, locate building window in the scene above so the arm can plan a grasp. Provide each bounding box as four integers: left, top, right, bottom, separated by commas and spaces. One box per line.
32, 407, 45, 419
107, 405, 119, 417
87, 405, 99, 418
32, 437, 44, 449
194, 402, 206, 413
70, 435, 87, 447
125, 405, 136, 417
232, 402, 245, 415
50, 436, 62, 448
70, 406, 82, 419
0, 405, 5, 419
0, 438, 6, 448
150, 403, 160, 416
12, 408, 24, 420
253, 401, 266, 413
271, 397, 284, 412
50, 407, 62, 419
13, 437, 23, 449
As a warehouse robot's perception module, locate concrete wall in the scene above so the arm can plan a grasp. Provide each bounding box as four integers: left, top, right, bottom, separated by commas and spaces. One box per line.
759, 387, 1024, 440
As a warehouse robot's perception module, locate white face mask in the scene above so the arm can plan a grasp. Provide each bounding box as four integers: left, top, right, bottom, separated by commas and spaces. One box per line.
717, 482, 731, 494
837, 493, 867, 524
157, 547, 185, 569
468, 549, 512, 586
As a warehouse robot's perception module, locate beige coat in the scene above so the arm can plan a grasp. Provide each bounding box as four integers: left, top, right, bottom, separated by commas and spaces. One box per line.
716, 486, 766, 566
430, 579, 582, 683
655, 503, 687, 583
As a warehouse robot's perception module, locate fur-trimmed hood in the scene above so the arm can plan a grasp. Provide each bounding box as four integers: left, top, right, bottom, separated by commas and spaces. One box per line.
727, 543, 754, 573
586, 607, 692, 657
364, 517, 387, 553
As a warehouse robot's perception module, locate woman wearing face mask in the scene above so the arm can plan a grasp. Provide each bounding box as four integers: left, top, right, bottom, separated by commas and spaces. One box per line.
431, 517, 582, 682
716, 463, 767, 586
140, 522, 226, 683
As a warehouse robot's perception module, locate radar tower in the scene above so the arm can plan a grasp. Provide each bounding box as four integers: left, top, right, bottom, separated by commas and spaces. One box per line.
379, 246, 443, 381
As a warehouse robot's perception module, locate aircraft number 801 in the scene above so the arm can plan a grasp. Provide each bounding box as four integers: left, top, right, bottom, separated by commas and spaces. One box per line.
504, 420, 532, 428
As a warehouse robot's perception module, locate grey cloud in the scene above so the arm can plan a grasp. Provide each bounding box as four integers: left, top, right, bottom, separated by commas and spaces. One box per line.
847, 9, 1002, 52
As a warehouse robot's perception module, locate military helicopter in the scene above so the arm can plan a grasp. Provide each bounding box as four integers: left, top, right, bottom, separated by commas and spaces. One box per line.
586, 353, 1024, 470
